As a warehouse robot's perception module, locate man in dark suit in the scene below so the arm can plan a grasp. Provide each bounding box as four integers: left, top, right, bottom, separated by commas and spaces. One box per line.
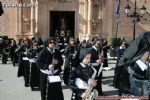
89, 39, 103, 95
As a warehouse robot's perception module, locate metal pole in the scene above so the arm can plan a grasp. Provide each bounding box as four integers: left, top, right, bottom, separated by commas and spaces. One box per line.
101, 0, 103, 35
133, 0, 137, 40
116, 21, 119, 39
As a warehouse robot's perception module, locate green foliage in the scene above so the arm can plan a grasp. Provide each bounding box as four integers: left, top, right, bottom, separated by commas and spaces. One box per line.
109, 37, 121, 48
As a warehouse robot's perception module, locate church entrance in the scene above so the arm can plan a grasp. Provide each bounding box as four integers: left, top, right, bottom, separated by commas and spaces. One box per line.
50, 11, 75, 37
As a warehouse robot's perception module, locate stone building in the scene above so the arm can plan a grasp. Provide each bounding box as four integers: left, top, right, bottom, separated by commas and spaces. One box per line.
0, 0, 150, 41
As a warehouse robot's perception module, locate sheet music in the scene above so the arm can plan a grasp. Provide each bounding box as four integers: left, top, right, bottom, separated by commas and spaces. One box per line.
136, 59, 148, 71
23, 57, 29, 61
40, 69, 52, 75
29, 58, 37, 63
48, 76, 61, 83
75, 78, 88, 89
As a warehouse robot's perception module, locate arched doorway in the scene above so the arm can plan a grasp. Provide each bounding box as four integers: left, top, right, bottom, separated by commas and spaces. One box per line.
50, 11, 75, 37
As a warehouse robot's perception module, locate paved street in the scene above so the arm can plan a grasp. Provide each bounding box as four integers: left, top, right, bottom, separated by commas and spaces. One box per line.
0, 59, 118, 100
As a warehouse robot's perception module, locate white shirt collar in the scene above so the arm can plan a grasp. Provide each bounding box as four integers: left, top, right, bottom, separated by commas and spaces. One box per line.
47, 47, 55, 53
92, 46, 97, 51
80, 63, 90, 68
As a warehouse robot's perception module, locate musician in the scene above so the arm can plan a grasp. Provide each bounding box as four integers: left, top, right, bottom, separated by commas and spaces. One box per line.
63, 37, 79, 85
101, 38, 110, 68
37, 37, 64, 100
37, 37, 43, 47
69, 50, 97, 100
113, 32, 150, 95
2, 39, 10, 64
128, 50, 150, 96
116, 41, 128, 62
89, 39, 103, 95
10, 39, 18, 66
16, 37, 31, 87
28, 41, 42, 91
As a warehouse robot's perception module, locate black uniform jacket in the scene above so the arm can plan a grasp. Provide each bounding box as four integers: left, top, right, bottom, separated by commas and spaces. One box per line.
37, 47, 63, 72
69, 63, 96, 99
37, 47, 64, 100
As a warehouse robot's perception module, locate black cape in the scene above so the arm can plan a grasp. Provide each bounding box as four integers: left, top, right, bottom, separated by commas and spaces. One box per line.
113, 32, 150, 94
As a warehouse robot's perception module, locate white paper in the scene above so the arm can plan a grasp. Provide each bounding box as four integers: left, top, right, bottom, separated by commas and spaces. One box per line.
48, 76, 61, 83
29, 58, 37, 63
75, 78, 88, 89
40, 69, 52, 75
23, 57, 29, 61
91, 63, 99, 66
136, 59, 148, 71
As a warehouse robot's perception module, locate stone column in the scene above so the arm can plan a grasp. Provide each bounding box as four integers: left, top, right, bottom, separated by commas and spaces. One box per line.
85, 0, 88, 34
17, 0, 23, 39
87, 0, 92, 39
35, 0, 38, 35
30, 0, 35, 37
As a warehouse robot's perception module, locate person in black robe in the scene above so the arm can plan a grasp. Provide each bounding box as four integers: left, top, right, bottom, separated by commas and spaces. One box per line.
89, 39, 103, 95
116, 41, 128, 63
101, 38, 110, 68
69, 50, 97, 100
113, 32, 150, 95
63, 37, 79, 85
37, 37, 64, 100
1, 39, 10, 64
10, 39, 18, 66
28, 41, 42, 91
16, 37, 31, 87
128, 51, 150, 96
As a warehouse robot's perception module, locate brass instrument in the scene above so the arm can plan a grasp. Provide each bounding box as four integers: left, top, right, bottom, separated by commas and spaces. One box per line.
83, 70, 98, 100
3, 47, 10, 57
60, 31, 65, 37
83, 63, 104, 100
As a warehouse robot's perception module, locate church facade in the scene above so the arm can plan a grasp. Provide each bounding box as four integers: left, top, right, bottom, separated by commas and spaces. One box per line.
0, 0, 150, 41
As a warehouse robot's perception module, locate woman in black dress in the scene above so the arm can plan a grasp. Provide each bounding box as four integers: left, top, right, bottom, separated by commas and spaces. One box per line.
37, 37, 64, 100
69, 50, 97, 100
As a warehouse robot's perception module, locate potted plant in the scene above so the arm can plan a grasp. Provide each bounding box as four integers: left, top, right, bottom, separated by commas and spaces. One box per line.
109, 37, 121, 57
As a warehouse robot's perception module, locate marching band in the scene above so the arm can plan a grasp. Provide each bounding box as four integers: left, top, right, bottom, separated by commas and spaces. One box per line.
0, 31, 150, 100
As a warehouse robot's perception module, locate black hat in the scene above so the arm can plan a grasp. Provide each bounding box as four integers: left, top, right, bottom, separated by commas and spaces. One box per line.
143, 31, 150, 46
79, 48, 90, 61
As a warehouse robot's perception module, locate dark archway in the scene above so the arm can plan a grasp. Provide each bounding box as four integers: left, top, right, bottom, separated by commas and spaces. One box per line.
50, 11, 75, 37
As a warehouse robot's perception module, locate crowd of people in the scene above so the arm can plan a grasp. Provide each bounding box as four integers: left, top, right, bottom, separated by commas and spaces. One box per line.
0, 31, 149, 100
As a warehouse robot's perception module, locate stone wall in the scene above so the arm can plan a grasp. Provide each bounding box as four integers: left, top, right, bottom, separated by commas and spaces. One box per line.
0, 0, 18, 39
112, 0, 150, 41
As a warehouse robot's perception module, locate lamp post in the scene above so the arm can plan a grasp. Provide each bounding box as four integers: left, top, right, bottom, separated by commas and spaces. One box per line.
125, 0, 147, 40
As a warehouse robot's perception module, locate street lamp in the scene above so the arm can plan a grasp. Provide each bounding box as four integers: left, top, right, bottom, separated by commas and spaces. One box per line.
125, 0, 147, 40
